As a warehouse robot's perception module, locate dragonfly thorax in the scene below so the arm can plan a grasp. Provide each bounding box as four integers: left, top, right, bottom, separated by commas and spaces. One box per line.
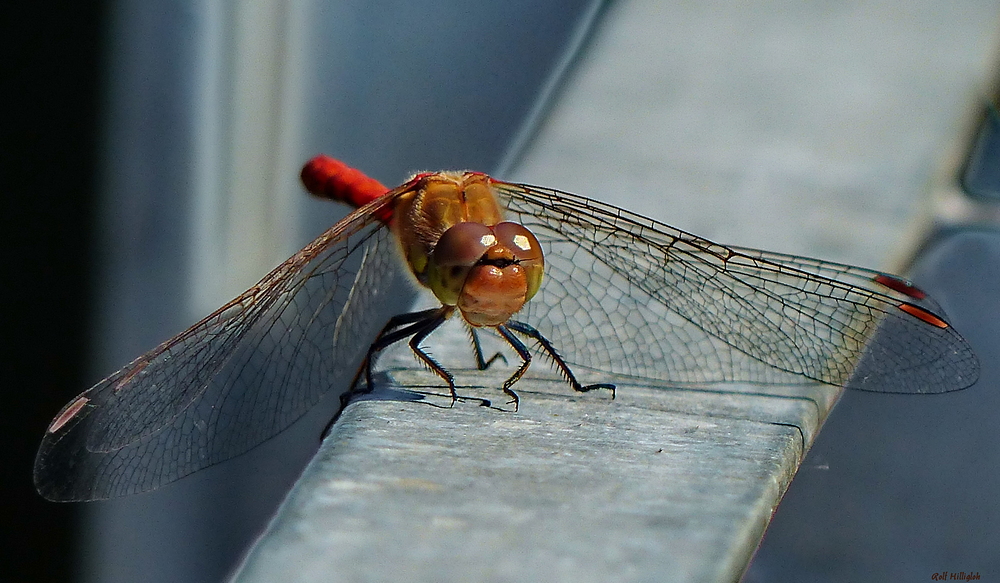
390, 172, 544, 326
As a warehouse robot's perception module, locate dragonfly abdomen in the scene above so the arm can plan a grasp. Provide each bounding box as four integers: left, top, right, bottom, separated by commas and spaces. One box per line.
301, 155, 388, 209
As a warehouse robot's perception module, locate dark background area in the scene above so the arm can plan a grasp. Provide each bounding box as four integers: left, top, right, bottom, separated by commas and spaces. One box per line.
1, 2, 106, 581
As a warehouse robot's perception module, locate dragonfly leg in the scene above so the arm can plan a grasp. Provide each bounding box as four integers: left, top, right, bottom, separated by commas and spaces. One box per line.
334, 309, 451, 435
495, 325, 536, 410
348, 307, 448, 394
406, 309, 460, 405
505, 319, 616, 399
337, 305, 489, 421
468, 326, 508, 370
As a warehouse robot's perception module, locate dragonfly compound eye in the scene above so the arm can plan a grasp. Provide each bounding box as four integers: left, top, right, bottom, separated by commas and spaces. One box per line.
492, 222, 544, 302
427, 222, 495, 306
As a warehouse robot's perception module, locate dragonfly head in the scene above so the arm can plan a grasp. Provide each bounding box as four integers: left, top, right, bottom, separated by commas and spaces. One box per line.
427, 221, 544, 327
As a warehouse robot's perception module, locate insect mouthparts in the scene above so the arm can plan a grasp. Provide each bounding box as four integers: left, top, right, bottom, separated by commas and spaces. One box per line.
479, 257, 518, 268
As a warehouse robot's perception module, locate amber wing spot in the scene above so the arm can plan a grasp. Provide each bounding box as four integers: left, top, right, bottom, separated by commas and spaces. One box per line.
898, 302, 948, 328
873, 273, 927, 300
48, 396, 90, 433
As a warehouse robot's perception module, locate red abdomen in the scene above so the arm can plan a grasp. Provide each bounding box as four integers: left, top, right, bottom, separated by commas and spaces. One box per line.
301, 155, 388, 209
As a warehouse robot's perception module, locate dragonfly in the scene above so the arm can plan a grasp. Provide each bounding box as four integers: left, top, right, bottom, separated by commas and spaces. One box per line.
34, 155, 979, 501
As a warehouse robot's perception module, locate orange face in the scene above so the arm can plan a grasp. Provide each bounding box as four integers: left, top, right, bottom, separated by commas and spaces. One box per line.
391, 172, 544, 326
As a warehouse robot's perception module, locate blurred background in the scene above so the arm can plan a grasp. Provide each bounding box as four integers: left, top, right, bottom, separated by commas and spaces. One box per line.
4, 1, 999, 582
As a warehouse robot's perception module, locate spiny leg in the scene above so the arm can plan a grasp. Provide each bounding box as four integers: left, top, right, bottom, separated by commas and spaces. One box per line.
333, 308, 447, 434
505, 319, 616, 399
405, 310, 461, 405
493, 325, 533, 411
348, 307, 447, 396
340, 306, 489, 413
468, 326, 508, 370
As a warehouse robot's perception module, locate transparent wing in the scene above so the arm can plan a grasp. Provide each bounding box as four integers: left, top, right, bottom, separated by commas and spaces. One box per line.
34, 193, 407, 501
495, 182, 979, 393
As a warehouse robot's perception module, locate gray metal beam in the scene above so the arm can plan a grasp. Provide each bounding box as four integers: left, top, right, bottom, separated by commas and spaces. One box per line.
232, 370, 838, 582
